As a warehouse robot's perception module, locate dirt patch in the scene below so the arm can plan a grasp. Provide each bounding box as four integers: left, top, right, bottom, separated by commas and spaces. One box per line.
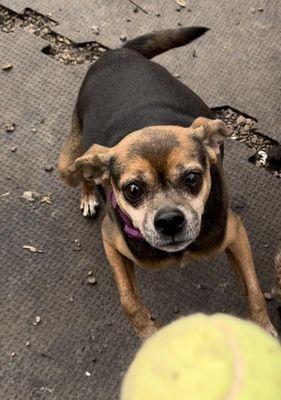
0, 5, 107, 64
215, 107, 281, 178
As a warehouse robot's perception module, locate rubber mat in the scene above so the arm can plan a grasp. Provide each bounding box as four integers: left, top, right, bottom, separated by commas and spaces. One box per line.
1, 0, 281, 141
1, 10, 281, 400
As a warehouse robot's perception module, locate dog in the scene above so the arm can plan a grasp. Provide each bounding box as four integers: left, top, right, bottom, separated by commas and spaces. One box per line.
58, 27, 277, 339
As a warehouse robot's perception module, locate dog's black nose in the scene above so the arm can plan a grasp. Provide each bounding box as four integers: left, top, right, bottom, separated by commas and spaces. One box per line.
154, 208, 185, 236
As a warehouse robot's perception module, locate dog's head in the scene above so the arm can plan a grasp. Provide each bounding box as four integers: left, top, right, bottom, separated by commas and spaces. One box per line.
70, 118, 231, 252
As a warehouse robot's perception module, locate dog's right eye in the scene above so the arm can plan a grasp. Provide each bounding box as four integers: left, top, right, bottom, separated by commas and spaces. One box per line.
122, 182, 144, 203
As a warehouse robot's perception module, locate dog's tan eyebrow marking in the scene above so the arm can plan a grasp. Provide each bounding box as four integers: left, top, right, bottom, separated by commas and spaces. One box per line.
129, 131, 179, 171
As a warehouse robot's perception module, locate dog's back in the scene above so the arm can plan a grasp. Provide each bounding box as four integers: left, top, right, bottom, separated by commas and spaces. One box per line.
76, 27, 211, 151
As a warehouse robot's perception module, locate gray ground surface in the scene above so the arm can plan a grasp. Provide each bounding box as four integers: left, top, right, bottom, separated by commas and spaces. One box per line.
2, 0, 281, 140
0, 1, 280, 399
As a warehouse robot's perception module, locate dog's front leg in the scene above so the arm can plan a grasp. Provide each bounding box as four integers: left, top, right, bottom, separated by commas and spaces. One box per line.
103, 239, 158, 339
225, 212, 277, 337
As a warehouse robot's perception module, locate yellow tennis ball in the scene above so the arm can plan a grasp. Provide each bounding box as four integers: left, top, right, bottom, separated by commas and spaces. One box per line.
121, 314, 281, 400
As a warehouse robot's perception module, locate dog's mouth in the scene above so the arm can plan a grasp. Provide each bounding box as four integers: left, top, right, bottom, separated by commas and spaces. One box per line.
156, 239, 194, 253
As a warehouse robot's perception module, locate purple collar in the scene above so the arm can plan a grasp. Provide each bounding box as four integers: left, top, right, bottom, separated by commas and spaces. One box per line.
110, 191, 143, 240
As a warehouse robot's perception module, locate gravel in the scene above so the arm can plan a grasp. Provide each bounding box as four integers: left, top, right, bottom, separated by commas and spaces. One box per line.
0, 6, 107, 65
216, 107, 280, 178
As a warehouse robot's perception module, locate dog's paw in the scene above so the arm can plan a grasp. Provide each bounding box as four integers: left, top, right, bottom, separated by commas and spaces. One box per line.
80, 192, 99, 217
263, 320, 278, 338
137, 321, 159, 341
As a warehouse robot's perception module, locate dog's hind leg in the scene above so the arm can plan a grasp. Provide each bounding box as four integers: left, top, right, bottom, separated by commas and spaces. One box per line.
225, 212, 278, 337
58, 107, 84, 186
58, 108, 100, 217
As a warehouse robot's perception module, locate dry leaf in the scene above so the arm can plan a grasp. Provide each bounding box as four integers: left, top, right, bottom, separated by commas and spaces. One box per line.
23, 245, 43, 253
21, 191, 41, 202
40, 195, 53, 204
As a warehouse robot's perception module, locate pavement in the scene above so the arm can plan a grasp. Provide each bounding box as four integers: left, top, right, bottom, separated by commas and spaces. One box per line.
0, 1, 280, 399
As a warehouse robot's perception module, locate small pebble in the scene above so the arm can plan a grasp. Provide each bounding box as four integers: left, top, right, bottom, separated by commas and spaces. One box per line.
87, 270, 93, 276
156, 13, 161, 17
264, 291, 273, 301
85, 371, 91, 377
236, 115, 247, 125
91, 25, 100, 35
69, 296, 74, 303
34, 316, 41, 326
133, 6, 138, 13
174, 73, 180, 78
31, 128, 37, 133
2, 63, 13, 71
177, 22, 182, 26
126, 18, 131, 22
5, 122, 16, 132
11, 352, 15, 357
120, 35, 127, 42
44, 164, 54, 172
192, 49, 197, 58
26, 341, 30, 347
11, 146, 17, 153
176, 6, 182, 12
74, 239, 81, 251
87, 276, 97, 285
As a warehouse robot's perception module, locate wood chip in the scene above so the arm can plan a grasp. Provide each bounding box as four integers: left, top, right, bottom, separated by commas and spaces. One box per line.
2, 63, 13, 71
23, 245, 43, 253
1, 192, 10, 199
176, 0, 186, 7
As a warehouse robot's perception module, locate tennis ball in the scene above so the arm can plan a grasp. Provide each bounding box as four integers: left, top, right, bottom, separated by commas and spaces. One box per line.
121, 314, 281, 400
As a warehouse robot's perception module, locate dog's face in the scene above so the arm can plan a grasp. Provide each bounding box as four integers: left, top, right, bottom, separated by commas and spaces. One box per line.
71, 118, 231, 252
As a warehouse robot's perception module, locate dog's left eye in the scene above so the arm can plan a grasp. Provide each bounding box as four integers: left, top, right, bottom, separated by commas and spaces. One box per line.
184, 172, 203, 189
123, 182, 144, 203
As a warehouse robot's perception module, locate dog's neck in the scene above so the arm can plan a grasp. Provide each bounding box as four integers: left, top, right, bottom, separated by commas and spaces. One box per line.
110, 191, 143, 240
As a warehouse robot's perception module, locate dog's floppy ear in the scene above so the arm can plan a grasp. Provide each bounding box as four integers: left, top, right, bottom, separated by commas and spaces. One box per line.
191, 117, 233, 163
69, 144, 111, 184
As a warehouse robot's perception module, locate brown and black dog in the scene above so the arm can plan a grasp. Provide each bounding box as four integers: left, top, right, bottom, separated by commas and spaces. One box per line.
58, 27, 277, 338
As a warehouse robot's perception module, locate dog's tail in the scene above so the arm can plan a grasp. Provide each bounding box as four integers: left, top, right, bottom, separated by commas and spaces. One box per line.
123, 26, 209, 59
